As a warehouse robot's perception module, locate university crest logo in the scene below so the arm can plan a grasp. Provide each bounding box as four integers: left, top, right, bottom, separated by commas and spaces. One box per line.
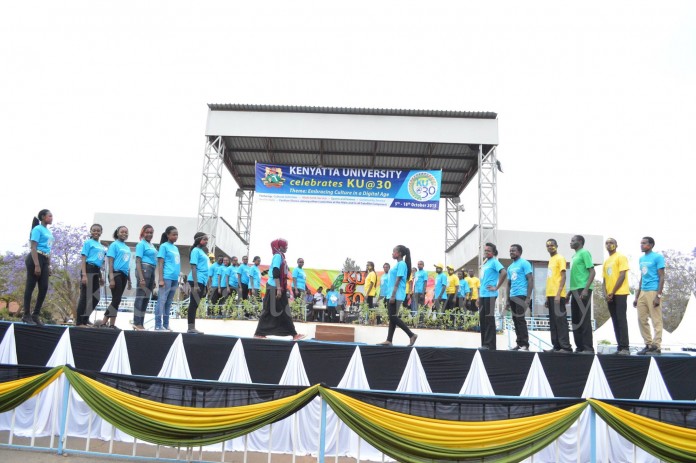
262, 166, 285, 188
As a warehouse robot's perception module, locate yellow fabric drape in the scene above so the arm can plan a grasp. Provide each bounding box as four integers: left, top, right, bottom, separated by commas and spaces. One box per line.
0, 368, 62, 396
75, 371, 319, 428
590, 399, 696, 453
322, 388, 587, 449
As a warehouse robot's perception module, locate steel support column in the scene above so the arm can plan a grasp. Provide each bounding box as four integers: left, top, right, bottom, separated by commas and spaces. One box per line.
445, 198, 460, 253
237, 190, 254, 255
478, 145, 498, 271
197, 136, 225, 252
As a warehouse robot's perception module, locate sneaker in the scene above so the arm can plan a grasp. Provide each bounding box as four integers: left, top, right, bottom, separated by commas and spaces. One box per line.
616, 349, 630, 356
162, 327, 172, 332
543, 348, 559, 353
154, 327, 164, 331
22, 315, 36, 325
187, 328, 204, 334
510, 345, 529, 351
646, 345, 661, 355
637, 345, 651, 355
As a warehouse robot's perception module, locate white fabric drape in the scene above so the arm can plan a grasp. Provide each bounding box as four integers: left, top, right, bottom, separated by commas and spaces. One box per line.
157, 334, 191, 380
459, 350, 494, 395
0, 323, 17, 364
634, 358, 671, 463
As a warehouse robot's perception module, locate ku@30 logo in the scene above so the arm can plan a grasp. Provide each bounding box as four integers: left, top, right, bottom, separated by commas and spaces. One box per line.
408, 172, 438, 202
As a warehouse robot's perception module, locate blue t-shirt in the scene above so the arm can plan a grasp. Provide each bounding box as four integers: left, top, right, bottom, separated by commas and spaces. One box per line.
107, 240, 131, 276
187, 247, 209, 284
30, 225, 54, 254
413, 269, 428, 293
229, 265, 240, 288
508, 258, 533, 297
326, 290, 339, 307
388, 261, 408, 301
135, 239, 157, 266
435, 272, 448, 300
216, 265, 229, 288
81, 238, 106, 268
266, 254, 282, 288
209, 262, 220, 287
248, 265, 261, 290
479, 258, 505, 297
639, 252, 665, 291
157, 242, 180, 281
293, 267, 307, 290
458, 278, 471, 298
379, 273, 390, 296
239, 264, 250, 285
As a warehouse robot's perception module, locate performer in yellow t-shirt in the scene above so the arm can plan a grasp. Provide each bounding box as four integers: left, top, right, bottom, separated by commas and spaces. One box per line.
364, 261, 378, 308
545, 239, 572, 352
464, 269, 480, 312
446, 265, 459, 310
602, 238, 630, 355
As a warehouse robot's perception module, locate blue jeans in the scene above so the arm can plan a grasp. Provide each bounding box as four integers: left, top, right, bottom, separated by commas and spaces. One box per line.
134, 263, 155, 326
156, 279, 176, 329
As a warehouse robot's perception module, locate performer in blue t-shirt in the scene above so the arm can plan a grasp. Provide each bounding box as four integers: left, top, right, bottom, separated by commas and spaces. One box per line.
292, 258, 307, 299
133, 224, 156, 331
208, 256, 223, 304
155, 226, 180, 331
634, 236, 666, 355
23, 209, 54, 325
238, 255, 250, 300
479, 243, 507, 350
377, 245, 418, 347
185, 232, 208, 334
506, 244, 533, 351
103, 226, 132, 329
76, 223, 106, 327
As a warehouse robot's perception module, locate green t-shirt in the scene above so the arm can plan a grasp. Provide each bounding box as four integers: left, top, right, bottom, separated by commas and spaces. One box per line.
570, 248, 593, 291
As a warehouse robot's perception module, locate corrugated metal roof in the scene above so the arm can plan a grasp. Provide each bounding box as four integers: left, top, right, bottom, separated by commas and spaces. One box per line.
208, 103, 497, 120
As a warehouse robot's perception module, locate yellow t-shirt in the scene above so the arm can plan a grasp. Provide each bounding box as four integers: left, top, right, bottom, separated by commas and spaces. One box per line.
603, 252, 630, 296
364, 271, 377, 297
406, 274, 413, 295
465, 276, 480, 299
446, 273, 459, 294
546, 254, 567, 297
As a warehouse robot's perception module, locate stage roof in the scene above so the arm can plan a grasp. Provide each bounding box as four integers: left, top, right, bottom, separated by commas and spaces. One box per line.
206, 104, 498, 198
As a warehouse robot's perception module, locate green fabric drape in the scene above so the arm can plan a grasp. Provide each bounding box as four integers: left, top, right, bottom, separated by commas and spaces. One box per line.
0, 366, 62, 413
319, 388, 587, 463
589, 399, 696, 463
63, 368, 319, 447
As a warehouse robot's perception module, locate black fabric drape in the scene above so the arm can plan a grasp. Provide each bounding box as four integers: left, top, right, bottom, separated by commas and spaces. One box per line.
603, 398, 696, 428
125, 331, 178, 376
69, 327, 120, 372
480, 349, 535, 396
416, 347, 476, 394
14, 324, 66, 367
596, 355, 651, 399
654, 356, 696, 400
182, 334, 238, 380
360, 345, 411, 391
0, 364, 51, 382
241, 338, 294, 385
299, 342, 355, 387
539, 352, 595, 398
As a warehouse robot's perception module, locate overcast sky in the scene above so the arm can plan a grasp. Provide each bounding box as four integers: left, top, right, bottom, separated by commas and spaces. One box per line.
1, 1, 694, 270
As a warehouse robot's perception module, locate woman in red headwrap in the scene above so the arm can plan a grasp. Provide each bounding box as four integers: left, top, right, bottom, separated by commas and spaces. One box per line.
254, 238, 305, 340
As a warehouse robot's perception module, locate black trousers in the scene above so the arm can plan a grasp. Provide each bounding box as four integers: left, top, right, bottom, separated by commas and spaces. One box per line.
134, 263, 155, 326
327, 306, 338, 323
386, 300, 414, 342
241, 283, 249, 300
570, 290, 594, 352
509, 296, 530, 348
548, 296, 571, 351
106, 272, 128, 317
446, 294, 457, 311
479, 296, 497, 350
24, 254, 50, 317
76, 264, 101, 325
608, 295, 629, 351
366, 296, 374, 309
188, 281, 205, 324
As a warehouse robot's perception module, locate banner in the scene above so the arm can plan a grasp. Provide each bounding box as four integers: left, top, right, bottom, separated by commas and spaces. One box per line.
255, 163, 442, 210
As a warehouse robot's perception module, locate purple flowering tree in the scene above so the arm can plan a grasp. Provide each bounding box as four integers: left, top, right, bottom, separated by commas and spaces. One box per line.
0, 223, 87, 322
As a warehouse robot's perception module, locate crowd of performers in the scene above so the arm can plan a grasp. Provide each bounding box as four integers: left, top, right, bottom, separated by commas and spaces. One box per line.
23, 209, 665, 354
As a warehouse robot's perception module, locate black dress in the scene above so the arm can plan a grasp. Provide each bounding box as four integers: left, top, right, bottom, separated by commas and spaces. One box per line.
254, 287, 298, 336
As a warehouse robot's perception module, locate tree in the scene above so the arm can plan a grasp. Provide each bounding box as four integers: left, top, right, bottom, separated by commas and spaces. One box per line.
342, 257, 361, 272
0, 223, 87, 322
661, 248, 696, 332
